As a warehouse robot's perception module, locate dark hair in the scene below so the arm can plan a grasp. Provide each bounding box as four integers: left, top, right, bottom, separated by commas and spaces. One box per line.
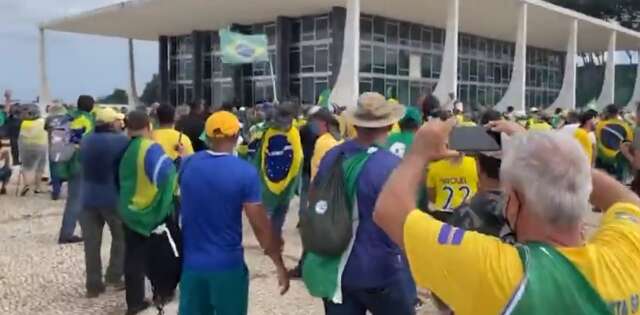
421, 94, 440, 120
580, 110, 597, 127
480, 109, 502, 125
77, 95, 95, 112
399, 119, 421, 131
189, 101, 203, 112
477, 154, 501, 180
156, 104, 175, 125
507, 106, 514, 113
125, 110, 150, 131
604, 104, 619, 118
555, 108, 563, 115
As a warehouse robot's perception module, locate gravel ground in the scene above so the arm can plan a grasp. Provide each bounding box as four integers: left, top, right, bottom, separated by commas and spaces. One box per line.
0, 179, 439, 315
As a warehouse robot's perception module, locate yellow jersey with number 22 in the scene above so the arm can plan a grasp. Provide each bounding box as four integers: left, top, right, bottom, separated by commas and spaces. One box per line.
427, 156, 478, 211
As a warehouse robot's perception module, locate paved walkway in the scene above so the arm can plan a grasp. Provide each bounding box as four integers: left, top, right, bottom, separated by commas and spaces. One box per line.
0, 183, 438, 315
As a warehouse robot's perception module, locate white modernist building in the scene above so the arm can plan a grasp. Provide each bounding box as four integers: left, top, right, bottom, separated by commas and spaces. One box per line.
41, 0, 640, 113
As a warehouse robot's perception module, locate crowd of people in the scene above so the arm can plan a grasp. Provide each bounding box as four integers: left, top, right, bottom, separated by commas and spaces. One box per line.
1, 86, 640, 315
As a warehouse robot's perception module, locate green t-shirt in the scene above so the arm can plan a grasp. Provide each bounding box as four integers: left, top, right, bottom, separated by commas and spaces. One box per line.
386, 131, 415, 158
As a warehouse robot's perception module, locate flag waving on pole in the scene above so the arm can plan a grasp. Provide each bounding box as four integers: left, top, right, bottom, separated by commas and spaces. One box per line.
220, 28, 269, 64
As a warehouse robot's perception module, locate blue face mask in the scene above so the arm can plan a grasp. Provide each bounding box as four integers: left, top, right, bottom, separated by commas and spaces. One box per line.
309, 121, 321, 135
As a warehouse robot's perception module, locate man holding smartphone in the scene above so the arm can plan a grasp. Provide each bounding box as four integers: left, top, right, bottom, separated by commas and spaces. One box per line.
152, 104, 194, 161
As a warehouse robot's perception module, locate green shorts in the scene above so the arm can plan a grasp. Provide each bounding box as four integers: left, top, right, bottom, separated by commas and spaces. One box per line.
179, 265, 249, 315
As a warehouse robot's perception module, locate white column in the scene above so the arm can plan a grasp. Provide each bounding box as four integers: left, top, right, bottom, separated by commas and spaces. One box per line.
549, 19, 578, 111
626, 50, 640, 111
495, 2, 528, 114
128, 38, 139, 108
433, 0, 459, 105
38, 27, 52, 112
329, 0, 360, 110
597, 31, 617, 109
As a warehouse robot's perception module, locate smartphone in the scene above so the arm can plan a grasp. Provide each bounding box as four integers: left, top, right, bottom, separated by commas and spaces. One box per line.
449, 126, 501, 152
175, 132, 183, 152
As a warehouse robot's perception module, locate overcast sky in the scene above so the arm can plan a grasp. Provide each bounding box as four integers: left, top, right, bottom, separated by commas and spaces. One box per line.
0, 0, 157, 103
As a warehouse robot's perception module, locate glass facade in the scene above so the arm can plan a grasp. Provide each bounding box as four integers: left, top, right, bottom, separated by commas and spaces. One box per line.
166, 11, 564, 109
289, 14, 334, 105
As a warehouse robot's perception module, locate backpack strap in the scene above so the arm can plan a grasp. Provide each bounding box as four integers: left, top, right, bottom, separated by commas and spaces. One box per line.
341, 147, 377, 209
503, 242, 611, 315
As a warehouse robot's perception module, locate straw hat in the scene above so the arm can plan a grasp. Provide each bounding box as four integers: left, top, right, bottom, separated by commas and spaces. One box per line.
345, 92, 406, 128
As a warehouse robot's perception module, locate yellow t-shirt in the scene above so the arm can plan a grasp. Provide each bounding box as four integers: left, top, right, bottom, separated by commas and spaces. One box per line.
20, 118, 47, 146
152, 128, 194, 160
574, 127, 594, 163
426, 157, 478, 210
311, 133, 342, 180
404, 202, 640, 315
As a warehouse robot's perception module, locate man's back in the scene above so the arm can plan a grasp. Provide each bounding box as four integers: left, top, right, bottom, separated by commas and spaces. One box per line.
179, 151, 261, 272
176, 114, 205, 152
152, 128, 194, 160
80, 131, 128, 209
404, 202, 640, 315
316, 140, 402, 289
427, 157, 479, 211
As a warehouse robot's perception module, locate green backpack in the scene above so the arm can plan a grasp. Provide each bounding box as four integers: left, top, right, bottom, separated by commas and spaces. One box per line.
300, 150, 371, 257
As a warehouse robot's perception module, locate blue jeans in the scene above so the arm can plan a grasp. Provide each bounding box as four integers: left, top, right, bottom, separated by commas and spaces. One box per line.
59, 173, 82, 240
323, 276, 416, 315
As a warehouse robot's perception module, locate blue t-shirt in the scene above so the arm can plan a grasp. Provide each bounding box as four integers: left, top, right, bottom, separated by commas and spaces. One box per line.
79, 131, 129, 210
315, 140, 404, 289
179, 151, 262, 272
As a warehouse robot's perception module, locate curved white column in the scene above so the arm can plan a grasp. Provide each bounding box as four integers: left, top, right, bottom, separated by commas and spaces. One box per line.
433, 0, 459, 105
128, 38, 140, 108
329, 0, 360, 110
625, 52, 640, 111
495, 2, 527, 114
38, 27, 52, 112
548, 20, 578, 111
597, 31, 617, 110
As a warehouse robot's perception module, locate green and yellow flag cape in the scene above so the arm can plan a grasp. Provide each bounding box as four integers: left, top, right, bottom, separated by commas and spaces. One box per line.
118, 138, 176, 236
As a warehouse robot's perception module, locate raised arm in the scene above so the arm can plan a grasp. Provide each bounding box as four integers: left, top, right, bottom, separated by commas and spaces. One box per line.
374, 119, 458, 248
591, 168, 640, 212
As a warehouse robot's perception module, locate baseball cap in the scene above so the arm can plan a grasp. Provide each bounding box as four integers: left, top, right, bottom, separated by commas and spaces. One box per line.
401, 106, 423, 124
95, 107, 125, 124
205, 111, 240, 138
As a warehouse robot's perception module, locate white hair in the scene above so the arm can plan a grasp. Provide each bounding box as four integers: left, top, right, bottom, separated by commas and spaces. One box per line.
500, 131, 592, 227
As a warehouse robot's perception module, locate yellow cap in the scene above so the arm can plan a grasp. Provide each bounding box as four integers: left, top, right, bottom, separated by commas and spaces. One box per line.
206, 111, 240, 138
95, 107, 124, 124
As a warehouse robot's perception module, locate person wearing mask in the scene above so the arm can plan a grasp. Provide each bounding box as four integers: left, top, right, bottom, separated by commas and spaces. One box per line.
17, 104, 48, 196
118, 110, 177, 315
176, 101, 206, 152
309, 108, 343, 180
178, 111, 289, 315
78, 107, 127, 298
152, 104, 194, 161
375, 119, 640, 315
303, 92, 415, 315
58, 95, 96, 244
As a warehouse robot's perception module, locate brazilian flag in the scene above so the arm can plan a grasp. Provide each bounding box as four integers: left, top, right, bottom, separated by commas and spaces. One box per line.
595, 119, 633, 181
317, 89, 332, 108
255, 126, 303, 213
220, 28, 269, 64
118, 138, 176, 236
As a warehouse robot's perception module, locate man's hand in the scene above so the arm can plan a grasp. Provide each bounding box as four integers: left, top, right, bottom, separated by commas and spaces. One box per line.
276, 264, 290, 295
485, 120, 526, 136
408, 118, 459, 163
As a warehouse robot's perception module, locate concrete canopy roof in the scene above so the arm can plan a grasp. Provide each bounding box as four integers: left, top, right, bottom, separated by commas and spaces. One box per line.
42, 0, 640, 52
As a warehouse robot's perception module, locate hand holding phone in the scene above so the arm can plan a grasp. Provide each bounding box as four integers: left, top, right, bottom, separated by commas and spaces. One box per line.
449, 126, 501, 152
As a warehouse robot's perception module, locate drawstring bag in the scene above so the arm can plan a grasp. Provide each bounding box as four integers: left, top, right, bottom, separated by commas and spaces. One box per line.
146, 209, 182, 313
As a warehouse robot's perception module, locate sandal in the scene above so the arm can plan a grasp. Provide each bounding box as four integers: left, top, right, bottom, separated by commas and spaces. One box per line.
20, 186, 30, 197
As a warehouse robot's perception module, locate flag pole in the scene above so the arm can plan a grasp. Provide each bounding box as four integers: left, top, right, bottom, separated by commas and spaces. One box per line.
269, 59, 279, 104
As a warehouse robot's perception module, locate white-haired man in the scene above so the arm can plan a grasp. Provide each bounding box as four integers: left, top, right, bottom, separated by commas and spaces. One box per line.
374, 119, 640, 315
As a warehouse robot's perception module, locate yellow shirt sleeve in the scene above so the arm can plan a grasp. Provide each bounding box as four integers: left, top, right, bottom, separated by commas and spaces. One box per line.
180, 133, 195, 157
403, 210, 522, 315
311, 134, 340, 180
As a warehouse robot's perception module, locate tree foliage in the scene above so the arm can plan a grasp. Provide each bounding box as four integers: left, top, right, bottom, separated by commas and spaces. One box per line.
548, 0, 640, 30
98, 88, 129, 104
140, 74, 160, 105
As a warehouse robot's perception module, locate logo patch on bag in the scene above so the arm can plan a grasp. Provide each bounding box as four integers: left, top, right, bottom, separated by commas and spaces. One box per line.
315, 200, 328, 215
